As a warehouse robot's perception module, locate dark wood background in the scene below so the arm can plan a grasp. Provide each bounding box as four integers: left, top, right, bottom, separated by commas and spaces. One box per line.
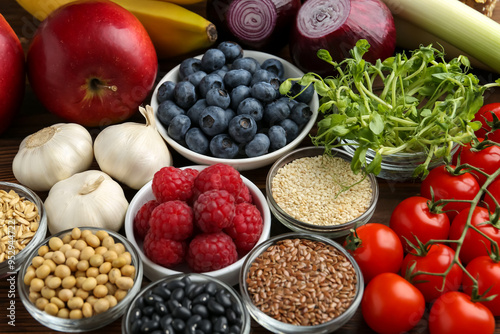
0, 0, 499, 333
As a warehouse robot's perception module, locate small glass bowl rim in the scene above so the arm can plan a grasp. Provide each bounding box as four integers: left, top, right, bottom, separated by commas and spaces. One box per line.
0, 181, 48, 277
265, 146, 379, 233
122, 272, 251, 334
17, 226, 144, 333
239, 232, 364, 333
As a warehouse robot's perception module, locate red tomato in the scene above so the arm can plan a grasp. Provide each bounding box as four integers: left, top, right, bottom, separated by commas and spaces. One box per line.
483, 178, 500, 211
401, 244, 463, 303
343, 223, 404, 283
462, 255, 500, 316
449, 206, 500, 264
458, 138, 500, 186
420, 165, 480, 221
473, 102, 500, 142
389, 196, 450, 252
361, 272, 425, 334
428, 291, 495, 334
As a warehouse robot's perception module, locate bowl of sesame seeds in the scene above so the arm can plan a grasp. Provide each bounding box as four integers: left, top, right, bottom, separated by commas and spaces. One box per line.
239, 232, 364, 333
265, 146, 378, 239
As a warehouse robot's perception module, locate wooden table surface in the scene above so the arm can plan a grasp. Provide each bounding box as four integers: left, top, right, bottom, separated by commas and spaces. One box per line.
0, 0, 499, 333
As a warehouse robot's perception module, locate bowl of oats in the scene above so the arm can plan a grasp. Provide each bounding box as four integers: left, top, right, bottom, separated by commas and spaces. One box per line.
0, 182, 47, 278
265, 147, 379, 239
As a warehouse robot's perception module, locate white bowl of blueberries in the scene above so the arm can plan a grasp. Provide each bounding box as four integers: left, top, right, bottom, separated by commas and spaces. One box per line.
150, 41, 319, 171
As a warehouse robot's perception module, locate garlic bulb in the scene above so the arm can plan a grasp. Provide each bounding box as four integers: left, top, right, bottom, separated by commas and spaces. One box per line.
44, 170, 129, 234
94, 105, 172, 190
12, 123, 94, 191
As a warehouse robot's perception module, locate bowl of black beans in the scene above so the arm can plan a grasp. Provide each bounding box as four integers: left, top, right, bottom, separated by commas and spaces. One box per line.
122, 273, 251, 334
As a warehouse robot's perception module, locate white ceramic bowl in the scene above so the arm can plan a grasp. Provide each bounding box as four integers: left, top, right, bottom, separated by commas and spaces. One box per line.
124, 165, 272, 286
150, 50, 319, 171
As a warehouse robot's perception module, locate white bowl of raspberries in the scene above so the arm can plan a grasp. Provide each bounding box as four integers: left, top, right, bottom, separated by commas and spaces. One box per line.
124, 163, 271, 286
150, 42, 319, 171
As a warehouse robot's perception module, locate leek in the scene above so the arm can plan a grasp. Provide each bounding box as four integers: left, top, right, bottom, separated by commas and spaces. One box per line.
380, 0, 500, 73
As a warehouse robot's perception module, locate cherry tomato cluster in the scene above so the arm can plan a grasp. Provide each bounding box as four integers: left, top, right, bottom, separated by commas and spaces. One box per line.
344, 105, 500, 334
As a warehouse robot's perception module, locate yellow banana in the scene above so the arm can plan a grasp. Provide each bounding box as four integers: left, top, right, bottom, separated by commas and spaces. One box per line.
15, 0, 217, 59
154, 0, 206, 5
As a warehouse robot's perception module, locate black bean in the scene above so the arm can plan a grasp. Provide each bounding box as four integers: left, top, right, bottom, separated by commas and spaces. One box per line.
207, 299, 225, 315
172, 306, 191, 320
216, 290, 233, 308
213, 316, 228, 332
228, 325, 241, 334
166, 279, 185, 291
143, 305, 155, 317
167, 299, 181, 313
160, 314, 173, 329
181, 275, 193, 287
197, 319, 212, 334
140, 319, 160, 333
155, 302, 168, 316
151, 313, 161, 323
129, 307, 142, 323
171, 287, 185, 301
135, 296, 146, 309
193, 292, 210, 305
225, 308, 237, 324
205, 281, 218, 295
188, 283, 206, 299
194, 330, 205, 334
186, 314, 203, 328
151, 330, 164, 334
232, 303, 242, 317
161, 323, 175, 334
130, 319, 143, 334
171, 318, 186, 332
153, 285, 171, 300
192, 304, 208, 318
145, 294, 164, 306
182, 297, 192, 310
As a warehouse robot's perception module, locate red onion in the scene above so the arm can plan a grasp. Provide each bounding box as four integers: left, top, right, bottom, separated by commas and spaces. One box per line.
206, 0, 301, 51
289, 0, 396, 76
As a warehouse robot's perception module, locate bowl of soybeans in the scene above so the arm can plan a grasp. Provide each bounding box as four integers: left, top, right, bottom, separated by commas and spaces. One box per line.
18, 226, 143, 332
266, 146, 379, 238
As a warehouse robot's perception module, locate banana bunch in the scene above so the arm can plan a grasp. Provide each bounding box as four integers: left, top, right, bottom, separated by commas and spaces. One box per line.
15, 0, 217, 59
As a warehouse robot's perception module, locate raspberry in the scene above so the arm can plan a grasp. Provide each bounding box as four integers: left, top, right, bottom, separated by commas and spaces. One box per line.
149, 200, 193, 241
187, 232, 238, 272
143, 233, 186, 268
133, 199, 159, 240
152, 166, 198, 203
193, 189, 235, 233
235, 183, 253, 204
224, 202, 263, 252
192, 163, 244, 200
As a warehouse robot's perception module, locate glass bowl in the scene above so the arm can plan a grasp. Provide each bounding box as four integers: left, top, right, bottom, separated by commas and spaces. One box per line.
18, 226, 143, 332
0, 182, 47, 278
239, 232, 364, 334
266, 146, 379, 239
122, 273, 251, 334
341, 139, 460, 182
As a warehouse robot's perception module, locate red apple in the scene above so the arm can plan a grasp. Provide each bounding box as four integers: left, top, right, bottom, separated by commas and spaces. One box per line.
0, 14, 25, 134
26, 0, 158, 127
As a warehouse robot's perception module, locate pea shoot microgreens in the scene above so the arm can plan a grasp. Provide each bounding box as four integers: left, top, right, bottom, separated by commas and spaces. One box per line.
280, 39, 500, 179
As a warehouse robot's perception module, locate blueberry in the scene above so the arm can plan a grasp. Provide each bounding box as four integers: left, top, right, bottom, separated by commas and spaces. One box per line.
198, 73, 224, 98
231, 57, 261, 75
289, 81, 315, 104
205, 88, 231, 109
184, 70, 207, 88
230, 85, 251, 110
179, 57, 202, 80
174, 81, 198, 110
263, 99, 290, 126
278, 96, 299, 111
245, 133, 270, 157
156, 81, 176, 103
223, 69, 252, 90
228, 114, 257, 144
199, 106, 229, 137
290, 102, 313, 127
251, 81, 276, 103
236, 97, 264, 122
250, 69, 279, 86
157, 100, 185, 127
268, 125, 287, 151
210, 134, 239, 158
212, 65, 229, 80
200, 48, 226, 73
224, 108, 236, 124
168, 114, 191, 141
187, 99, 208, 123
186, 122, 211, 149
261, 58, 285, 79
279, 118, 300, 143
217, 41, 243, 64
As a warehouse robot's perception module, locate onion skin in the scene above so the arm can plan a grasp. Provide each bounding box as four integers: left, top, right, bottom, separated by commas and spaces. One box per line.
206, 0, 301, 51
290, 0, 396, 76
